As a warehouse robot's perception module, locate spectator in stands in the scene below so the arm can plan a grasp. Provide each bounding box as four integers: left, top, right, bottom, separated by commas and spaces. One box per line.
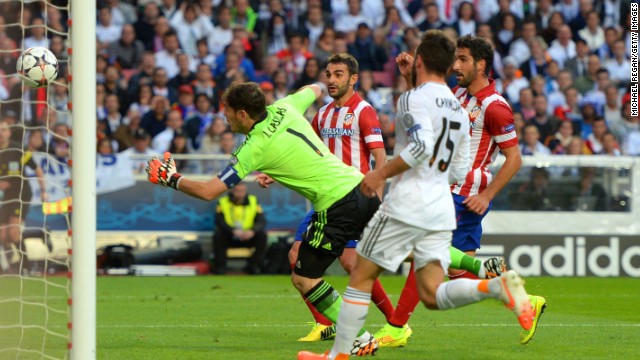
585, 117, 607, 154
515, 87, 536, 120
605, 40, 631, 87
583, 68, 611, 112
113, 108, 143, 152
494, 13, 517, 57
173, 85, 197, 120
106, 0, 138, 26
140, 95, 170, 138
107, 24, 145, 69
266, 13, 290, 56
348, 23, 388, 71
564, 38, 590, 78
521, 123, 552, 155
97, 137, 115, 156
152, 109, 184, 153
569, 0, 594, 34
293, 58, 321, 89
151, 67, 177, 104
159, 0, 178, 19
168, 130, 190, 170
96, 7, 121, 51
231, 0, 258, 38
134, 2, 161, 50
151, 16, 171, 53
277, 33, 314, 84
199, 115, 228, 159
216, 52, 247, 89
193, 63, 217, 101
49, 78, 70, 125
519, 37, 549, 80
556, 0, 580, 23
547, 70, 573, 113
418, 3, 446, 32
46, 6, 67, 39
610, 101, 640, 156
170, 2, 214, 56
214, 39, 256, 81
603, 84, 622, 124
511, 167, 557, 211
534, 0, 554, 30
597, 26, 619, 61
129, 84, 153, 116
192, 39, 217, 70
48, 122, 70, 159
509, 19, 537, 66
357, 70, 385, 113
335, 0, 369, 34
566, 136, 587, 155
575, 167, 608, 211
212, 182, 267, 275
530, 95, 560, 141
27, 129, 46, 153
547, 25, 576, 67
155, 30, 181, 78
379, 5, 411, 57
298, 5, 325, 51
185, 93, 215, 151
601, 132, 621, 156
540, 11, 564, 45
127, 52, 156, 98
100, 94, 127, 138
271, 69, 289, 100
121, 128, 159, 173
312, 27, 336, 64
574, 54, 601, 95
452, 1, 476, 37
577, 10, 605, 51
545, 120, 575, 154
498, 56, 529, 104
577, 100, 599, 138
208, 6, 233, 57
260, 82, 277, 105
168, 54, 196, 90
96, 83, 107, 120
103, 65, 128, 113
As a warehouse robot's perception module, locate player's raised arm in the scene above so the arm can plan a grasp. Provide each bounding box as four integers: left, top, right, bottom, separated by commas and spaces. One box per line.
274, 84, 322, 115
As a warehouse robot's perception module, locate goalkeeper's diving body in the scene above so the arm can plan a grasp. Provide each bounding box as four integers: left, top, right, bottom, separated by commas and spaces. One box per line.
146, 82, 379, 354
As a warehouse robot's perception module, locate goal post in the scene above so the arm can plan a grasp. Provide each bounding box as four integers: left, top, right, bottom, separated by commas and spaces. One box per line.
69, 0, 96, 359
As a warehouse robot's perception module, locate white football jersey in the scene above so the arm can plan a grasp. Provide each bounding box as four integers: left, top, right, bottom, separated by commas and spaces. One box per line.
380, 82, 470, 230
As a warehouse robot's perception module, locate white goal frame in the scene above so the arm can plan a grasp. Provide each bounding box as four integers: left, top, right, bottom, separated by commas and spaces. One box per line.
70, 0, 96, 359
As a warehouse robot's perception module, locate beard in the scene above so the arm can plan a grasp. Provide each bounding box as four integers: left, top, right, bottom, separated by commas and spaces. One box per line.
456, 67, 477, 88
330, 82, 350, 100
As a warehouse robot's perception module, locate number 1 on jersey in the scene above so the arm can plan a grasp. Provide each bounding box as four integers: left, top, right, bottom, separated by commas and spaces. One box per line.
430, 117, 461, 172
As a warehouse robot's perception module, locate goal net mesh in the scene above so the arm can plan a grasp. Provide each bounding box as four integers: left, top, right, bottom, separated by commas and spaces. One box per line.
0, 1, 71, 359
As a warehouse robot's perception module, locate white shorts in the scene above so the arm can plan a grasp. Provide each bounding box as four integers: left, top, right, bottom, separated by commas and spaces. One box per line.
356, 211, 452, 273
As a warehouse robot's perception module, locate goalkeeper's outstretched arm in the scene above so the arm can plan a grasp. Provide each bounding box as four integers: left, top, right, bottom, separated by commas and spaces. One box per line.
146, 152, 229, 201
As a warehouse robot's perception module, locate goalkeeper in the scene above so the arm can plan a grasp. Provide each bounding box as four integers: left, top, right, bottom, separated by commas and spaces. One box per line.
146, 82, 379, 353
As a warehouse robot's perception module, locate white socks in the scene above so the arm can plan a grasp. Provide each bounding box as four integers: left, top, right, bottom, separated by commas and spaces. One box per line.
435, 278, 501, 310
330, 287, 371, 358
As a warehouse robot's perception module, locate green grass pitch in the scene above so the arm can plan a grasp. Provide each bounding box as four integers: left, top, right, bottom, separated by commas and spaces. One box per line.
1, 275, 639, 359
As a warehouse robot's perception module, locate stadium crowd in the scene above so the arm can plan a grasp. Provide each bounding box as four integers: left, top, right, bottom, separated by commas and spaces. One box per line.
0, 0, 636, 171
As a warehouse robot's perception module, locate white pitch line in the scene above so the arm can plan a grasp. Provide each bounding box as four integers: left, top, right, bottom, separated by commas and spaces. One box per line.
25, 323, 639, 329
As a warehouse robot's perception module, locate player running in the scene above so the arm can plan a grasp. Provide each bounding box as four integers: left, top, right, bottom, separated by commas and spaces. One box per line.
372, 35, 547, 347
298, 30, 534, 360
146, 82, 379, 354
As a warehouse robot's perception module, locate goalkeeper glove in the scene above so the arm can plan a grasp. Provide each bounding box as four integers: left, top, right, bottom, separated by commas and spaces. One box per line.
146, 152, 182, 190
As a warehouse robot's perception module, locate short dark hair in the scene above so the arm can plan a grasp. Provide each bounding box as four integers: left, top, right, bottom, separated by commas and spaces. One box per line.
456, 35, 494, 76
327, 53, 359, 76
416, 30, 456, 76
222, 82, 266, 120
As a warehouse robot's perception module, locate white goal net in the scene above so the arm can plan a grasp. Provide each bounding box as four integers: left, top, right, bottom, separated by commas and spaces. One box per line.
0, 1, 73, 359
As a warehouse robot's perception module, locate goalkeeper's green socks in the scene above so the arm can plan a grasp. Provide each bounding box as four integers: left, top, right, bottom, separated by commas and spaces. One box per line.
449, 247, 482, 276
304, 280, 367, 336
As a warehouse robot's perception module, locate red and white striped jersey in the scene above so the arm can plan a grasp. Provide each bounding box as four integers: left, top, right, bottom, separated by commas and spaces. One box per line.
451, 80, 518, 197
311, 93, 384, 174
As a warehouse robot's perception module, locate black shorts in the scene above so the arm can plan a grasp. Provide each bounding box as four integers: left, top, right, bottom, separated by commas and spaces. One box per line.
293, 185, 381, 278
0, 199, 31, 224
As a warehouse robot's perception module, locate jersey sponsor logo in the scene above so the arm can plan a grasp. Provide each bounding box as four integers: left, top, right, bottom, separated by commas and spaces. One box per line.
320, 128, 355, 138
500, 124, 515, 133
469, 105, 481, 120
370, 127, 382, 134
344, 113, 355, 126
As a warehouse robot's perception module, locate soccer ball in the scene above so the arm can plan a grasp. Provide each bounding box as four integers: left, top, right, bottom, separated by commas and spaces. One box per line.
16, 47, 59, 88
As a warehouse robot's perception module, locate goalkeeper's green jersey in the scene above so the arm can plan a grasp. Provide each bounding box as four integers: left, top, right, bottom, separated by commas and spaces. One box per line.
226, 88, 364, 212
